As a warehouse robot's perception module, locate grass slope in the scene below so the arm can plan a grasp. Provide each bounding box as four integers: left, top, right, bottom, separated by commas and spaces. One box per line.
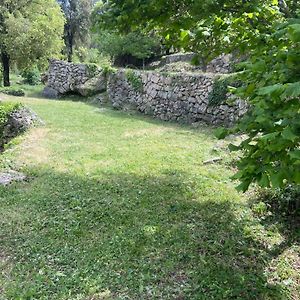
0, 95, 299, 300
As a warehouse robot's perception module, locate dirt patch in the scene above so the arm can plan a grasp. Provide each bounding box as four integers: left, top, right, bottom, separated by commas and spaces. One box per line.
18, 128, 50, 165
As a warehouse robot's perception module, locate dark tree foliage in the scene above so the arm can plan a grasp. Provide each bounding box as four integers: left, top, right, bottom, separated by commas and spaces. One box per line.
58, 0, 92, 62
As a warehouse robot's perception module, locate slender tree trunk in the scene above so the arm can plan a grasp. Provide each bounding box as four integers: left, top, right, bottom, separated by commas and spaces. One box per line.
1, 51, 10, 87
67, 32, 73, 62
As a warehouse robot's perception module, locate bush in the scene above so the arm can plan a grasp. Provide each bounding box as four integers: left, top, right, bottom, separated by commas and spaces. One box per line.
0, 102, 22, 139
125, 70, 143, 91
95, 31, 161, 67
208, 75, 241, 106
73, 47, 111, 67
21, 66, 41, 85
0, 87, 25, 97
227, 21, 300, 192
255, 185, 300, 217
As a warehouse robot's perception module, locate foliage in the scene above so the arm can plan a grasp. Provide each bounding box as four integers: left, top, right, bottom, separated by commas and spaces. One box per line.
94, 30, 160, 63
0, 87, 25, 96
85, 63, 99, 78
0, 0, 65, 85
227, 20, 300, 192
0, 96, 298, 299
257, 185, 300, 217
92, 1, 280, 66
58, 0, 93, 62
73, 46, 111, 66
21, 66, 41, 86
125, 69, 143, 91
208, 75, 241, 107
0, 102, 22, 138
95, 0, 300, 192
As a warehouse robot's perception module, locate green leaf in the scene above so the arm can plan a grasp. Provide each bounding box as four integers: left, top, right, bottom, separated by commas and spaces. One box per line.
288, 24, 300, 42
258, 84, 284, 96
270, 171, 285, 188
214, 128, 228, 139
281, 128, 298, 141
289, 150, 300, 160
282, 82, 300, 98
259, 173, 270, 188
236, 180, 251, 193
259, 132, 279, 141
228, 143, 240, 151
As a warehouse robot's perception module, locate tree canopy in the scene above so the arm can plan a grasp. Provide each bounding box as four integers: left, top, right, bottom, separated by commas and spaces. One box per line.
0, 0, 65, 86
58, 0, 93, 62
93, 0, 300, 191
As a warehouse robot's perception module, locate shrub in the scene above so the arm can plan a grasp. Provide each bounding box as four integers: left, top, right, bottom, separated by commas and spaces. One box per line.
74, 47, 111, 67
21, 66, 41, 85
0, 87, 25, 97
256, 185, 300, 217
208, 75, 241, 106
0, 102, 22, 139
125, 70, 143, 91
86, 63, 99, 78
95, 31, 161, 67
227, 21, 300, 192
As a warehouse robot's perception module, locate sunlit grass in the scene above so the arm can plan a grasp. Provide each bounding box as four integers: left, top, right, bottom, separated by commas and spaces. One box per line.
0, 94, 298, 299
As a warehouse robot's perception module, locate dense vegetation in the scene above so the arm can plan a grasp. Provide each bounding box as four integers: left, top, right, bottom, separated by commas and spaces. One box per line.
0, 0, 65, 86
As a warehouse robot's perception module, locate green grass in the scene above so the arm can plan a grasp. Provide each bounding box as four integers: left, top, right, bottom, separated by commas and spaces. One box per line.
1, 74, 44, 98
0, 94, 299, 299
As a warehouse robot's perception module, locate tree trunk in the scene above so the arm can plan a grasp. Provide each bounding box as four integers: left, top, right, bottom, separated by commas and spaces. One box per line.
67, 32, 73, 62
1, 51, 10, 87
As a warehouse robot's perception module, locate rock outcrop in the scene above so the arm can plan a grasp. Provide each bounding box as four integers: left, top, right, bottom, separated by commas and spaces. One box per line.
2, 107, 43, 148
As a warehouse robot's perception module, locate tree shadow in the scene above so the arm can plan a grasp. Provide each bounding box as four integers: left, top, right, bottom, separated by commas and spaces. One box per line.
249, 188, 300, 258
0, 168, 291, 299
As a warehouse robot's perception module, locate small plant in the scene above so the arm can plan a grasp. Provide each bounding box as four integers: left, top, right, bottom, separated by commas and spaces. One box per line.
0, 87, 25, 97
125, 70, 143, 92
86, 63, 99, 78
263, 185, 300, 217
0, 102, 22, 139
21, 66, 41, 85
208, 74, 242, 107
102, 65, 117, 77
208, 76, 231, 106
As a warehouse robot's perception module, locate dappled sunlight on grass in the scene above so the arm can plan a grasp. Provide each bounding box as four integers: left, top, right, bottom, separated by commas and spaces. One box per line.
0, 95, 298, 299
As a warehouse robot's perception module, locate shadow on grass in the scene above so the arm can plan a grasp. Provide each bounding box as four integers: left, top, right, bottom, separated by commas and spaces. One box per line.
0, 169, 291, 299
249, 188, 300, 258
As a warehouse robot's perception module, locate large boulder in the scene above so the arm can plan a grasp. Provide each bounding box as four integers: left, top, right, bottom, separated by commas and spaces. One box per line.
2, 107, 43, 148
75, 74, 107, 97
42, 87, 60, 99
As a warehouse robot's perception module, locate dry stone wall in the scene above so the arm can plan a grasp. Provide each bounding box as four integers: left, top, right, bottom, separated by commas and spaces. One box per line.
107, 70, 248, 126
43, 59, 106, 98
43, 59, 248, 126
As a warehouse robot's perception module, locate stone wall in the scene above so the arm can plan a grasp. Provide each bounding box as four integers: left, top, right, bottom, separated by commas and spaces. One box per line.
43, 59, 248, 126
151, 53, 233, 74
43, 59, 106, 98
107, 69, 248, 126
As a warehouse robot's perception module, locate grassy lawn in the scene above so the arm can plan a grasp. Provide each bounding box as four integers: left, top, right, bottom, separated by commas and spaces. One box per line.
0, 94, 299, 299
